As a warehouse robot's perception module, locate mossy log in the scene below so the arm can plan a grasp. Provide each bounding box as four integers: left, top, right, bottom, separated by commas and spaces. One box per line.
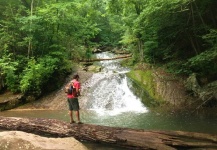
0, 116, 217, 150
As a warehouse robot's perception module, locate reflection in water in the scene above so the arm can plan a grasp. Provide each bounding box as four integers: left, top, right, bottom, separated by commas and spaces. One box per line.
80, 52, 148, 115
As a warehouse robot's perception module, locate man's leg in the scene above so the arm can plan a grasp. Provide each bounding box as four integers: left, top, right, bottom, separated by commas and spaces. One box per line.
75, 110, 80, 123
67, 98, 75, 123
68, 110, 74, 123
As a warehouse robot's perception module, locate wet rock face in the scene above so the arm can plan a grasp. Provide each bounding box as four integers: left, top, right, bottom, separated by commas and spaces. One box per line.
128, 68, 217, 108
0, 131, 88, 150
0, 93, 23, 111
128, 69, 191, 107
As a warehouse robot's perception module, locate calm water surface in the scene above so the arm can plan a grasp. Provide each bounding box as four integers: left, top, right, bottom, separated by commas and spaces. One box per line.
1, 109, 217, 134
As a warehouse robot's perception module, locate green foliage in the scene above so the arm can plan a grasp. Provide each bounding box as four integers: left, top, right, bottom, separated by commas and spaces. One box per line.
165, 60, 191, 75
120, 28, 137, 45
106, 0, 217, 80
166, 28, 217, 76
143, 41, 159, 63
20, 55, 59, 96
0, 51, 19, 92
0, 0, 102, 95
185, 49, 217, 76
1, 0, 217, 96
202, 29, 217, 47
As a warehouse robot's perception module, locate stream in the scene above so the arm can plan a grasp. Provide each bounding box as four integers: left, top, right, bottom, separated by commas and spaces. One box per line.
1, 52, 217, 150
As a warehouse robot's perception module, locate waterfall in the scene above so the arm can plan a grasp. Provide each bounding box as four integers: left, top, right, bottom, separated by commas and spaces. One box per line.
80, 52, 148, 115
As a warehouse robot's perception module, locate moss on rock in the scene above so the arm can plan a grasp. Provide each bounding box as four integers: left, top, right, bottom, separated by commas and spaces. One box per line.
127, 70, 155, 97
126, 70, 163, 107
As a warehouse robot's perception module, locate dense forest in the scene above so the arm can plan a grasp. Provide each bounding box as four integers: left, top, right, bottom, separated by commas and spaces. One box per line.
0, 0, 216, 99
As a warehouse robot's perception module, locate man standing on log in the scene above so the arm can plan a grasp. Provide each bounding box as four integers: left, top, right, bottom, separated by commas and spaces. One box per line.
66, 74, 82, 124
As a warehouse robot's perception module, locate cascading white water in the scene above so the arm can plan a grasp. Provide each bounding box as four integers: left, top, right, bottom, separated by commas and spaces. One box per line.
80, 52, 148, 115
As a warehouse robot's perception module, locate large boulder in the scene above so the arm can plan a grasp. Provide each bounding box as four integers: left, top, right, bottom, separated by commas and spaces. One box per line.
0, 131, 88, 150
185, 73, 217, 106
185, 73, 201, 94
0, 92, 23, 111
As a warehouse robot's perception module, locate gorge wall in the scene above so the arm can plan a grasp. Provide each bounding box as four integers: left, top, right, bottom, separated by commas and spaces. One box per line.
127, 66, 201, 108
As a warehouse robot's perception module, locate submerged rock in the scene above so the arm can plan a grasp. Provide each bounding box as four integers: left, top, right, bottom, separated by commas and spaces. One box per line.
88, 65, 102, 72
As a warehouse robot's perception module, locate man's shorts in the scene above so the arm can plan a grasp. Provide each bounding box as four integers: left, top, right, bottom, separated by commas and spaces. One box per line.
67, 98, 79, 111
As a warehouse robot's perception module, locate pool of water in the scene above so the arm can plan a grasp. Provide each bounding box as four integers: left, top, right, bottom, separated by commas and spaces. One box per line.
1, 108, 217, 134
1, 108, 217, 149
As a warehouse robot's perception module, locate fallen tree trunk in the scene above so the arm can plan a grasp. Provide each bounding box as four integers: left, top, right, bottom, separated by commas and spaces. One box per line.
80, 54, 132, 62
0, 116, 217, 150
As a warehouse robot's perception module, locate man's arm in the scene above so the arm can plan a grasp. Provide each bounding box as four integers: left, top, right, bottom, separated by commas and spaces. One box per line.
75, 82, 81, 96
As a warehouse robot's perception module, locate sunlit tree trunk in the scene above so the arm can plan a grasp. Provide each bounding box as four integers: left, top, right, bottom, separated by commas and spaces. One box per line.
28, 0, 34, 58
134, 1, 144, 62
189, 2, 198, 55
56, 0, 59, 35
138, 39, 143, 62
